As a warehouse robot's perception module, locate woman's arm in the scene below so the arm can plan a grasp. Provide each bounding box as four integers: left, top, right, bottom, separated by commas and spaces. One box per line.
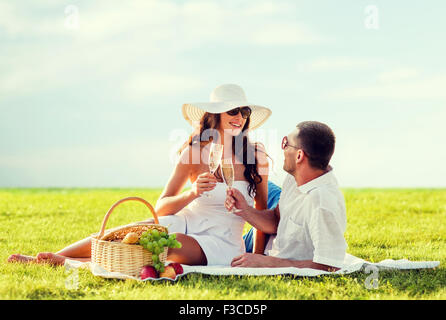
155, 146, 216, 216
155, 151, 195, 216
231, 253, 340, 271
252, 143, 269, 254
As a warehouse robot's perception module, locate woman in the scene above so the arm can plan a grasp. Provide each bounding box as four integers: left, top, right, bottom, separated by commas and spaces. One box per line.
8, 84, 272, 266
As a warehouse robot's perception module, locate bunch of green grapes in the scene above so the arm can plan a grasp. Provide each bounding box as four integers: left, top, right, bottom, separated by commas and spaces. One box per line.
139, 229, 182, 272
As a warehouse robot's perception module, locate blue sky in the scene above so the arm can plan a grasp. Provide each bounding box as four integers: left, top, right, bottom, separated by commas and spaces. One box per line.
1, 0, 445, 188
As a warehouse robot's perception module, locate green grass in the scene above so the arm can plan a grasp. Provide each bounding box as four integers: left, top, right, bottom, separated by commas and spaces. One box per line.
1, 188, 445, 300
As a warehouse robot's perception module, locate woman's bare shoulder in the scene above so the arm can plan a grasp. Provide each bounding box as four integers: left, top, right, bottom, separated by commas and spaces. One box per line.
177, 143, 209, 177
178, 143, 201, 165
254, 142, 269, 167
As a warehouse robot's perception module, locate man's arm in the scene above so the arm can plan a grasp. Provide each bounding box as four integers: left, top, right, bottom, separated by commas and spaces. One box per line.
231, 253, 340, 272
226, 188, 280, 234
237, 206, 280, 235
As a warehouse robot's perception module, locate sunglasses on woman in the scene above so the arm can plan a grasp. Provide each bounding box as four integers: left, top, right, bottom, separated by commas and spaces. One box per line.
226, 106, 252, 119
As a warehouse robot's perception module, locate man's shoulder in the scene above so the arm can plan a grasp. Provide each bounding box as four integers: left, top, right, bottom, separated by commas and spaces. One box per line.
307, 183, 345, 213
282, 173, 296, 189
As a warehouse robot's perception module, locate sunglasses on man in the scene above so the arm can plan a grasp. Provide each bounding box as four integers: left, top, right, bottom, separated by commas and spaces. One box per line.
281, 136, 300, 150
282, 136, 316, 162
226, 106, 252, 119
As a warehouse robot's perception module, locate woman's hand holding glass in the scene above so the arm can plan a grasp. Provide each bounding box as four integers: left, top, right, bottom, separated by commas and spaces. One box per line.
191, 172, 217, 198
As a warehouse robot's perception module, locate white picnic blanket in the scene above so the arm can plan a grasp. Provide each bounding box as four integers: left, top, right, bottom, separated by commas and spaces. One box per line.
64, 253, 440, 282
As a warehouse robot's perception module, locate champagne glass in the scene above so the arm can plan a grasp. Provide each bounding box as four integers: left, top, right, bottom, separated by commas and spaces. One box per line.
204, 142, 223, 198
221, 159, 235, 212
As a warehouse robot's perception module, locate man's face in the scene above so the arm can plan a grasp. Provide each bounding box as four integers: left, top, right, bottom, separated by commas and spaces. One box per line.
283, 129, 300, 174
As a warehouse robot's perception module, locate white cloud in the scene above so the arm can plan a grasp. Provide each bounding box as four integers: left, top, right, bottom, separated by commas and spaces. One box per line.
252, 22, 326, 45
325, 73, 446, 100
0, 1, 63, 37
302, 57, 381, 72
0, 0, 326, 99
377, 67, 419, 83
0, 139, 178, 187
332, 125, 446, 188
123, 73, 204, 100
1, 1, 325, 45
175, 1, 326, 46
6, 1, 444, 189
242, 1, 296, 17
299, 58, 444, 102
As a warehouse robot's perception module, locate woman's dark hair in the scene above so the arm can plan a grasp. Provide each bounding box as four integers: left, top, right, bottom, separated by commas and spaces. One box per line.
179, 112, 266, 197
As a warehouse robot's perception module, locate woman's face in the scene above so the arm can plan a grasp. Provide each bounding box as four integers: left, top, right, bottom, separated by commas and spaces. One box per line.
219, 108, 249, 137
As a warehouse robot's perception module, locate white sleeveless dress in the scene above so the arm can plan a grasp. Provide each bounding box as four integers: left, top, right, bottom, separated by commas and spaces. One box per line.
157, 181, 254, 266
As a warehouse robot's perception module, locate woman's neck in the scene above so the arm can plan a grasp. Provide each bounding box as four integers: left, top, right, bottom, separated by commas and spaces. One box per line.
217, 129, 234, 160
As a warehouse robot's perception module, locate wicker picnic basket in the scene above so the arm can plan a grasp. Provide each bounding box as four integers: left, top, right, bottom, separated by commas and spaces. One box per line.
91, 197, 168, 278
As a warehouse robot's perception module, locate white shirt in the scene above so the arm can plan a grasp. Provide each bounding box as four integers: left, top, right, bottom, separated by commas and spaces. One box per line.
264, 168, 348, 268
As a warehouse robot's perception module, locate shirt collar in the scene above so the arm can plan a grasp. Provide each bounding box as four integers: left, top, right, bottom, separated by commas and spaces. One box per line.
297, 166, 338, 194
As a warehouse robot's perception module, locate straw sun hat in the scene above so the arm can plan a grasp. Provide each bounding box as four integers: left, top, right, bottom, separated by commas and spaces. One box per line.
182, 84, 272, 130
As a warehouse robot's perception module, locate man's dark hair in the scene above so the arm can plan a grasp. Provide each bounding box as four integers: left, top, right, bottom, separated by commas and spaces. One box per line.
295, 121, 335, 170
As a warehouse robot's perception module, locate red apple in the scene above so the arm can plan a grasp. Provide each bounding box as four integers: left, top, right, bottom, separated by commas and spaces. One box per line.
159, 265, 176, 279
140, 265, 158, 280
168, 262, 184, 275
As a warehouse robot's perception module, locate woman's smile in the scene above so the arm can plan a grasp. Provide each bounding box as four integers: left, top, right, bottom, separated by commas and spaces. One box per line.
229, 121, 242, 128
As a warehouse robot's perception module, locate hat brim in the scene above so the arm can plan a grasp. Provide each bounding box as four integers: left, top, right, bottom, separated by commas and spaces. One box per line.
182, 101, 272, 131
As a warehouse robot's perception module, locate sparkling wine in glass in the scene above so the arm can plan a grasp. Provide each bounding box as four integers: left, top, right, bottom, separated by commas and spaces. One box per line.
221, 159, 235, 212
221, 160, 234, 188
208, 143, 223, 175
204, 143, 223, 197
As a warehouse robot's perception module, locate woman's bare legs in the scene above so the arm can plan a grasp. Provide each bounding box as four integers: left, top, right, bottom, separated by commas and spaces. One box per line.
7, 236, 93, 266
8, 219, 208, 266
55, 237, 92, 258
33, 232, 208, 266
7, 254, 36, 263
167, 233, 207, 265
7, 220, 156, 265
34, 236, 93, 265
9, 232, 207, 266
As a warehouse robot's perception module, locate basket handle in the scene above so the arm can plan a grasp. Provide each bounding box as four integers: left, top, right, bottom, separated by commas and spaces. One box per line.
97, 197, 159, 239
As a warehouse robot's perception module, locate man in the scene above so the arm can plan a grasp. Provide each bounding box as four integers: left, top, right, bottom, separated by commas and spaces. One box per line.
225, 121, 347, 272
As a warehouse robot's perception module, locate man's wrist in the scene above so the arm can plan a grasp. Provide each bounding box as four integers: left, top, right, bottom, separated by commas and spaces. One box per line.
261, 255, 288, 268
239, 206, 255, 218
